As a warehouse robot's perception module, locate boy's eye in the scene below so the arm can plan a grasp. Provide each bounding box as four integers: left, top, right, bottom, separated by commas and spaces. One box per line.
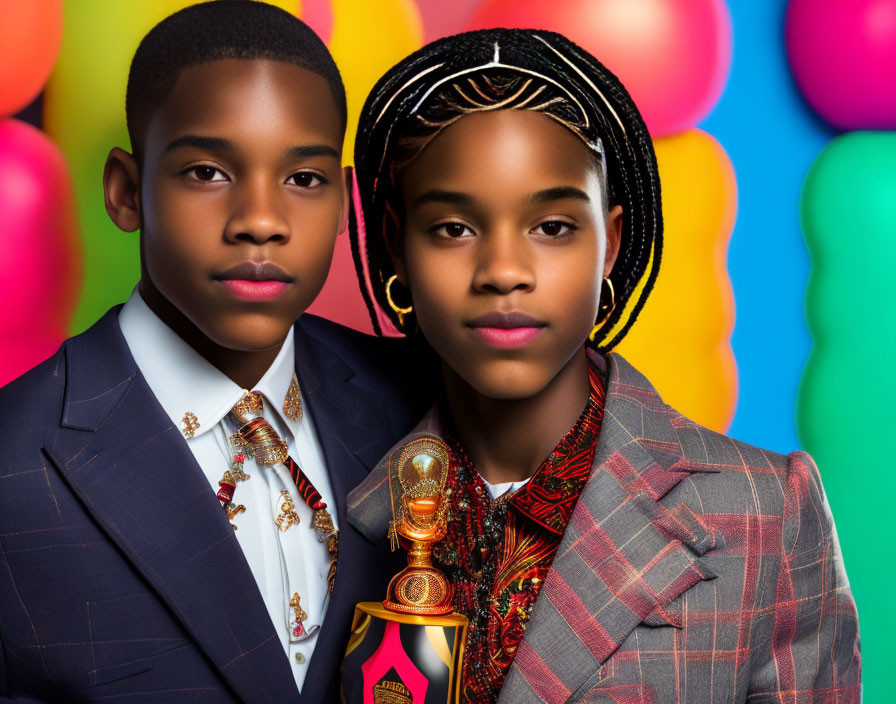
187, 165, 228, 182
433, 222, 473, 239
287, 171, 326, 188
532, 220, 575, 237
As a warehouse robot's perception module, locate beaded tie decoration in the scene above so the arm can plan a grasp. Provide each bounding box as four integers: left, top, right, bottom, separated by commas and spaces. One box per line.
225, 390, 339, 593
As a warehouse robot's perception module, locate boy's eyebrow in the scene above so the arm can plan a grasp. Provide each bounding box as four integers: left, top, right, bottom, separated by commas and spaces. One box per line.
410, 190, 476, 210
164, 135, 232, 154
163, 137, 339, 160
530, 187, 591, 204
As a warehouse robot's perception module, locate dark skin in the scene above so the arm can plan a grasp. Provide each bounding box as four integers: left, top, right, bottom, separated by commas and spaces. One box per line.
395, 110, 622, 484
104, 59, 348, 389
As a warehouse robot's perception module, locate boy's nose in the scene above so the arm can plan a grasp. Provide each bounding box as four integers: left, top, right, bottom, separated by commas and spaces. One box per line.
471, 228, 535, 295
224, 180, 290, 244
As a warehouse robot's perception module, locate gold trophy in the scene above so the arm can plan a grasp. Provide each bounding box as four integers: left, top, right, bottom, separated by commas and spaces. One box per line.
342, 438, 468, 704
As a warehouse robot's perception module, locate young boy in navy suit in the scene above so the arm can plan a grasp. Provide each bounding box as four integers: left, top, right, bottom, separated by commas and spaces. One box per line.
0, 3, 430, 702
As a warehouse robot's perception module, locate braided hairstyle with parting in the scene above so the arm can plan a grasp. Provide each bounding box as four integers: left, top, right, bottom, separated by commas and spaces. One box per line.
350, 28, 663, 352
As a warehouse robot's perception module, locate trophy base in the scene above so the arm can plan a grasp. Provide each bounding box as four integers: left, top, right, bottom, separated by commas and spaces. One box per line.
342, 602, 468, 704
386, 566, 454, 615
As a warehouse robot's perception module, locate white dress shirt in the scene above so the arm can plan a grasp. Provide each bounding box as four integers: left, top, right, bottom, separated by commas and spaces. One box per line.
119, 289, 336, 692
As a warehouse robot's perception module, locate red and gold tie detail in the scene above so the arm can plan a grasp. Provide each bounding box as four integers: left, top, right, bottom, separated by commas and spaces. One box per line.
224, 389, 339, 592
290, 592, 309, 638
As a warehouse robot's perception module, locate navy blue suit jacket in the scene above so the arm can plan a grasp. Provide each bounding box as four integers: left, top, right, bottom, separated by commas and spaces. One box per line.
0, 309, 435, 703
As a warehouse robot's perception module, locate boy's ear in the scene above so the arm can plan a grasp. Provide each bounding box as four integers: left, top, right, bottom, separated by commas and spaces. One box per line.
604, 204, 623, 278
103, 147, 141, 233
339, 165, 352, 235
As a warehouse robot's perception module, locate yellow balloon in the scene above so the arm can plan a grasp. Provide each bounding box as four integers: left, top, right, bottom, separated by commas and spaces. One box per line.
328, 0, 423, 162
44, 0, 299, 334
615, 128, 737, 432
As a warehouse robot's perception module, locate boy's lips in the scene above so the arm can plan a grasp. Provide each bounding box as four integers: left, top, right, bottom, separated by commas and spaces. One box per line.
213, 261, 293, 302
466, 311, 547, 349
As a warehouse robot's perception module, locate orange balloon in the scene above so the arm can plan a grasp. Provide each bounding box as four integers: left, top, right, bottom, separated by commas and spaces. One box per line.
0, 0, 63, 116
615, 129, 737, 432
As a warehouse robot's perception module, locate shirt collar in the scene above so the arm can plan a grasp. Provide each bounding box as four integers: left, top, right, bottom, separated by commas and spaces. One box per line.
118, 288, 296, 439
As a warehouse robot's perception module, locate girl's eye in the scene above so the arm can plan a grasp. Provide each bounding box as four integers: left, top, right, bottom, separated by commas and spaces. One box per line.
188, 165, 227, 182
287, 172, 325, 188
433, 222, 473, 239
532, 220, 575, 237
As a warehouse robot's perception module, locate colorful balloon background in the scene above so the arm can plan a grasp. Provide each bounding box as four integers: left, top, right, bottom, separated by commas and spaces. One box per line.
2, 0, 893, 696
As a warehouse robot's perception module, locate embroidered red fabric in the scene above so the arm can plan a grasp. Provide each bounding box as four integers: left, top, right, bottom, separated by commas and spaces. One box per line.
434, 363, 605, 703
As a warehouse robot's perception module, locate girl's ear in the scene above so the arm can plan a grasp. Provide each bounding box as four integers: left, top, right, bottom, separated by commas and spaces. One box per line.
604, 205, 623, 278
103, 147, 141, 232
382, 202, 407, 283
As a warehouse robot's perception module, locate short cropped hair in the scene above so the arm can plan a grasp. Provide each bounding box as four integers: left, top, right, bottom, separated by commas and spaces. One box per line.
125, 0, 346, 161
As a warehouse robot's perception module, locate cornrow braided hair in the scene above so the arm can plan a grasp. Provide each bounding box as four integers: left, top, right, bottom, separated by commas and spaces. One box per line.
350, 28, 663, 351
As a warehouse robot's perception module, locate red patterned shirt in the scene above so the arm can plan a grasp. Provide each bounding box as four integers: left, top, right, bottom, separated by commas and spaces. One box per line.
433, 363, 606, 703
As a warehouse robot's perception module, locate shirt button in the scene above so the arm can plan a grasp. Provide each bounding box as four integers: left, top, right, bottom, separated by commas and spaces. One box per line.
295, 652, 306, 665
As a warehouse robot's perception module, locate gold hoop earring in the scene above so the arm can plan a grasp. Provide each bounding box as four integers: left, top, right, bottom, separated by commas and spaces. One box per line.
385, 274, 413, 326
588, 278, 616, 342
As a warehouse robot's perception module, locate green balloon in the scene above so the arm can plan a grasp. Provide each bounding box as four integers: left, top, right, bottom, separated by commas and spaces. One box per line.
798, 131, 896, 702
43, 1, 193, 334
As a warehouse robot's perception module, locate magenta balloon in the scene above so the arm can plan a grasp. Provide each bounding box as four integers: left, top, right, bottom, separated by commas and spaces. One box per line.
0, 119, 80, 346
787, 0, 896, 130
467, 0, 732, 136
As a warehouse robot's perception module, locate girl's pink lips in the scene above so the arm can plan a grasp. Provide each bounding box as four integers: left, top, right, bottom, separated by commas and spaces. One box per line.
219, 279, 290, 302
470, 326, 544, 349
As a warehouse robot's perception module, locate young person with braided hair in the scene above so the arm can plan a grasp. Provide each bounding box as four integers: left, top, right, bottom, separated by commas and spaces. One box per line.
347, 29, 860, 703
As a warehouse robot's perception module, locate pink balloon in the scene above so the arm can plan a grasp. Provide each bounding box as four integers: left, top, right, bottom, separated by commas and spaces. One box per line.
417, 0, 483, 42
302, 0, 333, 44
786, 0, 896, 130
467, 0, 732, 137
0, 333, 66, 387
0, 119, 80, 380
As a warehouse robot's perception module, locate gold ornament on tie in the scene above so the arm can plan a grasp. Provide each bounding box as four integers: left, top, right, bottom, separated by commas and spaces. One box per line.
181, 411, 200, 438
383, 438, 454, 615
276, 490, 300, 532
283, 374, 303, 422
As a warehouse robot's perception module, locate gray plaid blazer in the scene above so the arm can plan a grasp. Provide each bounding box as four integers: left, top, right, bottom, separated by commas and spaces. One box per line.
348, 352, 860, 703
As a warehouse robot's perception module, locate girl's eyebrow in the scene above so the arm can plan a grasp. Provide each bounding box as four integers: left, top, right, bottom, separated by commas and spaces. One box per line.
410, 189, 475, 210
410, 186, 591, 211
530, 186, 590, 204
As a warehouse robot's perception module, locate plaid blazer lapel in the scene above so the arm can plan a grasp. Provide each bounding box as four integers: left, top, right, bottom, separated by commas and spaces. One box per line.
347, 354, 726, 704
499, 353, 722, 704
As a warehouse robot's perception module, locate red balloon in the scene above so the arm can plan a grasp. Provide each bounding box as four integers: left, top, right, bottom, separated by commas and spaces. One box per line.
467, 0, 731, 137
0, 119, 80, 383
0, 0, 63, 116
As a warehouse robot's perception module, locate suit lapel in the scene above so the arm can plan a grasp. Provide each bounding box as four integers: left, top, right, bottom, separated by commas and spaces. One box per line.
46, 310, 298, 704
292, 323, 405, 704
499, 354, 722, 703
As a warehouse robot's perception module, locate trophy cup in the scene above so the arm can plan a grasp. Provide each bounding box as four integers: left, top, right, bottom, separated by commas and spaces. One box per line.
342, 438, 469, 704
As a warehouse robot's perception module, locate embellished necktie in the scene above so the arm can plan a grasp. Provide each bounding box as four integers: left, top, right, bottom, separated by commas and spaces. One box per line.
216, 387, 339, 594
